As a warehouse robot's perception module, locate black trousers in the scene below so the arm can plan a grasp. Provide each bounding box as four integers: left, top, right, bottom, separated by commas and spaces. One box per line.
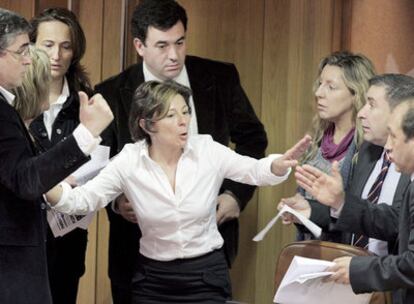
111, 282, 132, 304
132, 249, 232, 304
47, 228, 88, 304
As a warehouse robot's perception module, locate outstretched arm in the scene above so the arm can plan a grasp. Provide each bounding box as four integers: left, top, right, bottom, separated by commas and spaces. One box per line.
271, 135, 312, 176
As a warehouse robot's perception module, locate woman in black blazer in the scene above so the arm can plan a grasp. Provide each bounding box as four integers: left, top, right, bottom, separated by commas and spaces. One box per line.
29, 8, 93, 304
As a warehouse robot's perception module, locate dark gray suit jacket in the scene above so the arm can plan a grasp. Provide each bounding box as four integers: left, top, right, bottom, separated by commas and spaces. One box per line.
309, 142, 409, 247
338, 142, 409, 245
95, 55, 267, 285
0, 94, 89, 304
335, 143, 412, 304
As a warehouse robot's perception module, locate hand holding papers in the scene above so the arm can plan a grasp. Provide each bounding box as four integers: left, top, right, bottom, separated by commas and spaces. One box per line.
48, 145, 110, 237
253, 205, 322, 241
274, 256, 372, 304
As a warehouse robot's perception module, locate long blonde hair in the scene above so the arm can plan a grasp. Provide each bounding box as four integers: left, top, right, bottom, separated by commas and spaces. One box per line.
13, 46, 51, 121
302, 51, 376, 163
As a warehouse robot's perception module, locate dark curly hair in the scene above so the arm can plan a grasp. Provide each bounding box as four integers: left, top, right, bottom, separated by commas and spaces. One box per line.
131, 0, 187, 44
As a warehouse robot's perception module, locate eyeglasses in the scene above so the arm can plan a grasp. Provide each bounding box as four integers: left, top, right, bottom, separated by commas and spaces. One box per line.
1, 44, 31, 60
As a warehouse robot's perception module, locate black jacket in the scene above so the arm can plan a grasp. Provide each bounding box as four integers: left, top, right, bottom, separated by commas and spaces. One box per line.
0, 94, 89, 304
30, 92, 88, 280
332, 142, 412, 304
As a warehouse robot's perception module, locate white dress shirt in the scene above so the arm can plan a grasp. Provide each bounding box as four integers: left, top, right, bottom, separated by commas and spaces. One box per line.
54, 135, 289, 261
0, 85, 15, 105
361, 150, 400, 256
43, 77, 70, 139
143, 62, 198, 135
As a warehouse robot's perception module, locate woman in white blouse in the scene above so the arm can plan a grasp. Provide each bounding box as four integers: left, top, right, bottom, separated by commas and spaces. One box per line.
47, 80, 311, 303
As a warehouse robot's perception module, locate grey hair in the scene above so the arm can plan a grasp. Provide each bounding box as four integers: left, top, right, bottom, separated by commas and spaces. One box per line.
402, 104, 414, 140
0, 9, 31, 50
369, 74, 414, 109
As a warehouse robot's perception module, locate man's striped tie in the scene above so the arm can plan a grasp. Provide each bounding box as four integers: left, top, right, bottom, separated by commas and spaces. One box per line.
354, 151, 391, 248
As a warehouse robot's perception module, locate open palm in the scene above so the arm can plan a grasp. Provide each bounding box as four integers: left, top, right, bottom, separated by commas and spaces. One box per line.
294, 161, 344, 209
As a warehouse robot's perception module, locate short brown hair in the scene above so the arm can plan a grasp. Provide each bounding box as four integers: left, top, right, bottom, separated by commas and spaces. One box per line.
129, 80, 192, 143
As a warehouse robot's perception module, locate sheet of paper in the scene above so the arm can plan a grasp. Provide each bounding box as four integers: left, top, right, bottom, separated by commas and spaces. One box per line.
274, 256, 372, 304
47, 145, 109, 237
253, 205, 322, 241
71, 145, 110, 185
47, 209, 96, 237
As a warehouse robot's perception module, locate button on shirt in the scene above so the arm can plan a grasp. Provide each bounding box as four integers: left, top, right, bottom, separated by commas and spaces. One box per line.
54, 135, 289, 261
361, 150, 401, 256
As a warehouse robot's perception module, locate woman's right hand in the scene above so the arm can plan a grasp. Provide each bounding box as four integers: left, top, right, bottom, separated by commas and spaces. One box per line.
277, 193, 311, 224
116, 194, 138, 223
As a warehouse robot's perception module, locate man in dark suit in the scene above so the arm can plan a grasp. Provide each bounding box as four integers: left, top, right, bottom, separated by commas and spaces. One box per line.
0, 9, 113, 304
95, 0, 267, 302
293, 75, 414, 304
283, 74, 413, 254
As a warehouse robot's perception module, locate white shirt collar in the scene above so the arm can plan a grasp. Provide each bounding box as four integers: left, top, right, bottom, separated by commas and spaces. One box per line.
0, 86, 16, 106
138, 138, 195, 161
54, 77, 70, 106
142, 61, 191, 88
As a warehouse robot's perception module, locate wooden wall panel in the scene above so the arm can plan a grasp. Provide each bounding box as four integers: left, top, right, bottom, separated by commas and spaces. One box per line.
0, 0, 35, 19
256, 0, 342, 302
177, 0, 265, 302
349, 0, 414, 74
95, 1, 125, 303
76, 1, 105, 302
37, 0, 68, 12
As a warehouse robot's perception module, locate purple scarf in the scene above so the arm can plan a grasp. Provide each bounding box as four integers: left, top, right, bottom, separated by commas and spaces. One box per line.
320, 124, 355, 162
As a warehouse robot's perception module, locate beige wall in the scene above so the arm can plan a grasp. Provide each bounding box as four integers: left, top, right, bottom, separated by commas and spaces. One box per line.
349, 0, 414, 75
2, 0, 413, 303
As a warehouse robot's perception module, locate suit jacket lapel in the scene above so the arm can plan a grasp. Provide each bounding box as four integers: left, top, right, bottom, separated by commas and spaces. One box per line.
394, 174, 411, 205
120, 63, 145, 119
0, 93, 36, 154
354, 143, 383, 197
186, 56, 215, 134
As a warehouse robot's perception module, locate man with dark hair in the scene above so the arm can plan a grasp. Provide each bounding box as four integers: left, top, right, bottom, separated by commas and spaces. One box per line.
283, 74, 414, 254
95, 0, 267, 302
291, 75, 414, 304
0, 8, 113, 304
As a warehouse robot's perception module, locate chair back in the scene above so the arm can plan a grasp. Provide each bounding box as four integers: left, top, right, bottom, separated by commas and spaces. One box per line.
274, 240, 391, 304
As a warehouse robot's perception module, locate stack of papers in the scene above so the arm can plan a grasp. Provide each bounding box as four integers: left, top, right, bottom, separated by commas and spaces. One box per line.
274, 256, 372, 304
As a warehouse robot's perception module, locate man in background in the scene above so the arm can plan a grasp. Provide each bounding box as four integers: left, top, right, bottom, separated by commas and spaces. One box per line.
95, 0, 267, 302
293, 76, 414, 304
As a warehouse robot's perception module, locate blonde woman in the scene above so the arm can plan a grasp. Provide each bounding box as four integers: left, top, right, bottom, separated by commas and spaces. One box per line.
29, 8, 93, 304
281, 51, 376, 244
13, 46, 51, 125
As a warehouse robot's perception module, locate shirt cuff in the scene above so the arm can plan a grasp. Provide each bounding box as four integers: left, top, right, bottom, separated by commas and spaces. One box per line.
51, 182, 72, 212
330, 201, 345, 218
73, 124, 102, 156
263, 154, 292, 185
